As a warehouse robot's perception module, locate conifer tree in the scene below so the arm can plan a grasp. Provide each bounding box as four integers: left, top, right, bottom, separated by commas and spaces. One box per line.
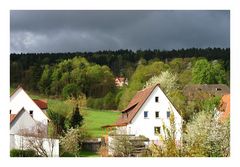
70, 104, 83, 128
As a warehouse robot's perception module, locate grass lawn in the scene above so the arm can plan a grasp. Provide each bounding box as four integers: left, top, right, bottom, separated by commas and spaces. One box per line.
83, 108, 120, 138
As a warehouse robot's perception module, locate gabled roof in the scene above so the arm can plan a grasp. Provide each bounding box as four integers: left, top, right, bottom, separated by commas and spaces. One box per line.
183, 84, 230, 100
116, 84, 160, 125
10, 86, 50, 120
218, 94, 230, 121
33, 99, 48, 109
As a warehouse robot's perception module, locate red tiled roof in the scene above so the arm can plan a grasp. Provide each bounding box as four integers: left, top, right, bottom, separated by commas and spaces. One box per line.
116, 84, 158, 125
33, 99, 48, 109
10, 114, 16, 123
218, 94, 230, 121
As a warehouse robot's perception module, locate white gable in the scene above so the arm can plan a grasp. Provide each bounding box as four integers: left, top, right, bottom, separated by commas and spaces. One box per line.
126, 86, 182, 141
10, 108, 37, 135
10, 87, 49, 125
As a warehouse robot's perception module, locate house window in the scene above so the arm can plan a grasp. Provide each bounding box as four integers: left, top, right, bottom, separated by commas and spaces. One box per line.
10, 110, 11, 114
154, 127, 161, 135
155, 96, 159, 102
144, 111, 148, 118
167, 111, 171, 119
155, 111, 159, 118
30, 110, 33, 117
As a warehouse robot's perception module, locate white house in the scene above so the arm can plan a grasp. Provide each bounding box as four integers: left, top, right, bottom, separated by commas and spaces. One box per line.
104, 84, 182, 143
115, 77, 128, 87
10, 86, 49, 126
10, 86, 59, 157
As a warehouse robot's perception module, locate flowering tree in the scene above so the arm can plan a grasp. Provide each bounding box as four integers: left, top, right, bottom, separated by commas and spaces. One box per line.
60, 127, 89, 156
183, 111, 230, 157
147, 111, 230, 157
144, 70, 178, 95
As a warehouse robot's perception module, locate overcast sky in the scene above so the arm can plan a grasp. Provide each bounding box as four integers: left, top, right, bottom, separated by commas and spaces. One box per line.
10, 10, 230, 53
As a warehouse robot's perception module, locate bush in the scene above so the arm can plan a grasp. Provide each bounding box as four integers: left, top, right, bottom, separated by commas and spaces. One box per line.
62, 83, 79, 99
60, 127, 90, 156
87, 92, 118, 110
103, 92, 117, 109
10, 149, 37, 157
87, 97, 104, 109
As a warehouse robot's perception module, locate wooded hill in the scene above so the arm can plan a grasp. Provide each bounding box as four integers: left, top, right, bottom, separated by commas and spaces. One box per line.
10, 48, 230, 122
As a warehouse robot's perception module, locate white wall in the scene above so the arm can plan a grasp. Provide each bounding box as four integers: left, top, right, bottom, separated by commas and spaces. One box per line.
10, 109, 37, 135
126, 86, 182, 141
10, 134, 59, 157
10, 88, 49, 125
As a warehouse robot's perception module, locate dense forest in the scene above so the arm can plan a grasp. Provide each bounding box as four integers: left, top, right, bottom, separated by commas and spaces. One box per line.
10, 48, 230, 122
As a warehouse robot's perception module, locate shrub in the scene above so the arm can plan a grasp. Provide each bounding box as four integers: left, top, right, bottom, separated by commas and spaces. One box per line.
62, 83, 79, 99
103, 92, 117, 109
10, 149, 37, 157
60, 127, 90, 156
87, 92, 118, 110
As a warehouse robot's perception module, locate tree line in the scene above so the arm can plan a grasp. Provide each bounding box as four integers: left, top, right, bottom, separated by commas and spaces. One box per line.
11, 47, 229, 81
10, 48, 230, 121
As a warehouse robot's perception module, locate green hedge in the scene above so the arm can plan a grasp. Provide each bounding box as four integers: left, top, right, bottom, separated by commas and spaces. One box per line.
10, 149, 37, 157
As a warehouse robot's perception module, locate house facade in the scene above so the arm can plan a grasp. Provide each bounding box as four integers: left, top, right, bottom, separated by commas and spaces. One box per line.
105, 84, 182, 142
10, 86, 49, 126
115, 77, 128, 87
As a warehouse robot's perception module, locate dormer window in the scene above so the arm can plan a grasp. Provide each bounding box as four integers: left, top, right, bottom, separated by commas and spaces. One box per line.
216, 88, 222, 91
30, 110, 33, 117
155, 97, 159, 102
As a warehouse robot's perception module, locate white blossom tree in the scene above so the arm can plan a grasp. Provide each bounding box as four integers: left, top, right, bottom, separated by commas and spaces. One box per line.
144, 70, 178, 95
60, 127, 89, 156
183, 111, 230, 157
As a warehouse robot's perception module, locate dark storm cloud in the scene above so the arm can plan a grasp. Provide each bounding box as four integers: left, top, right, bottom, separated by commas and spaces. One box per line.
10, 10, 230, 53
